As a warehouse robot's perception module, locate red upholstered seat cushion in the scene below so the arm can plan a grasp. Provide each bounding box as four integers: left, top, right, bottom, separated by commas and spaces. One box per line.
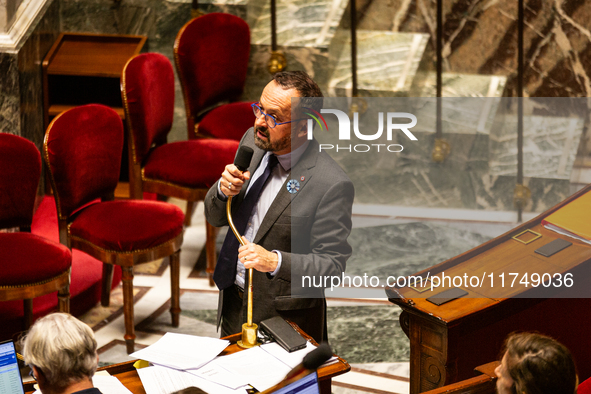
0, 197, 122, 342
0, 233, 71, 286
197, 102, 255, 140
69, 200, 184, 252
580, 377, 591, 394
143, 139, 239, 189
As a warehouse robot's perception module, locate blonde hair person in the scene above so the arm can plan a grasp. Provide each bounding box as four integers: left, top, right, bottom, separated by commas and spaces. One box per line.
21, 313, 101, 394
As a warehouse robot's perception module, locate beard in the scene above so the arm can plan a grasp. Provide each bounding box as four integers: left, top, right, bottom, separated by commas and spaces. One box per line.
254, 126, 291, 153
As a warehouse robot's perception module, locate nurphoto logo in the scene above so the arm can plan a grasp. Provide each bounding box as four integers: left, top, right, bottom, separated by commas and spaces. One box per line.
305, 108, 418, 153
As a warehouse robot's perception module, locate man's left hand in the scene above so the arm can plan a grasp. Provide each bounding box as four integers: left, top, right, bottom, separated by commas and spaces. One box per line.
238, 236, 278, 273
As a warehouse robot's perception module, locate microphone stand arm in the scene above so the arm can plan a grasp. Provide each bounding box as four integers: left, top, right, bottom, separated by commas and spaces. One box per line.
226, 196, 260, 348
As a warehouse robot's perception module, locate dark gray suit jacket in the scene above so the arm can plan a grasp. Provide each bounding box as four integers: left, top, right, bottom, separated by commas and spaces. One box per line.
204, 128, 354, 341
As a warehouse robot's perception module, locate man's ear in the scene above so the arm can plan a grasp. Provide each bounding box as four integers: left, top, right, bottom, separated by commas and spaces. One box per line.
295, 119, 308, 139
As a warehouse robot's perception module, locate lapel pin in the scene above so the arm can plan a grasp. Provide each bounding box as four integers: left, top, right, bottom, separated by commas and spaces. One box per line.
287, 179, 301, 194
300, 176, 305, 182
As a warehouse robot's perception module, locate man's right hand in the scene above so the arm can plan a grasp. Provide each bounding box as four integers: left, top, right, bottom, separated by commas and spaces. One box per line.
220, 164, 251, 197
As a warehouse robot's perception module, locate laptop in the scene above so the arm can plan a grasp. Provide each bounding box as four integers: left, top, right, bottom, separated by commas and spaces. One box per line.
272, 371, 320, 394
0, 340, 26, 394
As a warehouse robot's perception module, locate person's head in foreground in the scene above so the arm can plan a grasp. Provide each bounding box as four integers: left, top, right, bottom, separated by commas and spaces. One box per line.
21, 312, 100, 394
495, 332, 577, 394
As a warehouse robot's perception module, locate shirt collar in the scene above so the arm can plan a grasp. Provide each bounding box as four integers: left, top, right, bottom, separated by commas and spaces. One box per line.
274, 140, 309, 172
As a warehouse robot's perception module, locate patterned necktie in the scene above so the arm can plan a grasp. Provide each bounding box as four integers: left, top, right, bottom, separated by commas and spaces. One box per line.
214, 154, 279, 290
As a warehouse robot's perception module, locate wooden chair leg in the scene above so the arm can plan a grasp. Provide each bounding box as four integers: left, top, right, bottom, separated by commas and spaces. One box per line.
101, 263, 114, 307
205, 221, 219, 287
170, 250, 181, 327
58, 283, 70, 313
122, 266, 135, 354
23, 299, 33, 330
184, 201, 195, 227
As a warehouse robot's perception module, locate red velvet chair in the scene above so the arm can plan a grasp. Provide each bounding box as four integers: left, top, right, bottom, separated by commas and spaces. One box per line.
43, 104, 185, 353
173, 13, 254, 142
121, 52, 239, 286
0, 133, 71, 330
579, 377, 591, 394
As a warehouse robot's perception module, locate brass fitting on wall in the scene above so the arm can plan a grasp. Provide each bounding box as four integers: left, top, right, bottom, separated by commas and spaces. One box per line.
349, 97, 368, 118
268, 51, 287, 74
432, 138, 451, 163
513, 184, 531, 210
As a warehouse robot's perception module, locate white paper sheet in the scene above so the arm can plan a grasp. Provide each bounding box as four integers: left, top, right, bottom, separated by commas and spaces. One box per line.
137, 365, 248, 394
92, 375, 134, 394
210, 346, 291, 392
261, 342, 338, 369
130, 333, 229, 370
260, 341, 316, 369
186, 360, 250, 389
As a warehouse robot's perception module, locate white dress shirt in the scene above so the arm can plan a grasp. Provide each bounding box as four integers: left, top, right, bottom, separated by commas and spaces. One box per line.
217, 141, 309, 289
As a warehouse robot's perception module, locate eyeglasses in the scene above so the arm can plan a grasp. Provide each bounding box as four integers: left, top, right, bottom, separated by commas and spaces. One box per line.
251, 103, 307, 128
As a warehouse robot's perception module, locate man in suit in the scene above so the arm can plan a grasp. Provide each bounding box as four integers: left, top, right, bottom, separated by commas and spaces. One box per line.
204, 71, 354, 342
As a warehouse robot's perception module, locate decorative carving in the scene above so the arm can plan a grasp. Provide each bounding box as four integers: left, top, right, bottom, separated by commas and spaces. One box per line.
399, 311, 410, 337
423, 355, 446, 386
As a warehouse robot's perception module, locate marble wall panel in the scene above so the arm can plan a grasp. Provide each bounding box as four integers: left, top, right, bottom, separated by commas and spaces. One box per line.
17, 0, 59, 151
0, 1, 7, 33
250, 0, 348, 48
354, 0, 591, 161
6, 0, 23, 29
0, 52, 20, 135
329, 31, 429, 97
0, 0, 58, 145
489, 115, 584, 180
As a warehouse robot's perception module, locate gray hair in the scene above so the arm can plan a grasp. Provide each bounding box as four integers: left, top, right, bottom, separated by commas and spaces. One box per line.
21, 313, 98, 390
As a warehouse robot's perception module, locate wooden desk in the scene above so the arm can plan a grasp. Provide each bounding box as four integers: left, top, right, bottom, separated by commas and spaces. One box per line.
387, 184, 591, 393
24, 323, 350, 394
422, 362, 499, 394
42, 33, 146, 197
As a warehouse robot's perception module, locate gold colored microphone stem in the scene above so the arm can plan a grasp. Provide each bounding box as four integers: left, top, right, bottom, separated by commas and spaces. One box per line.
227, 196, 260, 348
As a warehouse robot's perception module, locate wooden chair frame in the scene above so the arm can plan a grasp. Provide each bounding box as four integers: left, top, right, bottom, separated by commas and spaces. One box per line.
44, 108, 183, 353
121, 54, 217, 286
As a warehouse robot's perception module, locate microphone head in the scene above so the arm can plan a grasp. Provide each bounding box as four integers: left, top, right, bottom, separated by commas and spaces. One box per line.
302, 342, 332, 370
234, 146, 254, 172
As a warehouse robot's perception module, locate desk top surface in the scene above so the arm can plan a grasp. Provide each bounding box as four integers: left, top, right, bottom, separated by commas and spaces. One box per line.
388, 184, 591, 323
43, 33, 147, 78
24, 324, 350, 394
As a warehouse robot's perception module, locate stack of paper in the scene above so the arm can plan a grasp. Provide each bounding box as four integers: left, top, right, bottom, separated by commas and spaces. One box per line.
132, 333, 334, 394
130, 332, 230, 370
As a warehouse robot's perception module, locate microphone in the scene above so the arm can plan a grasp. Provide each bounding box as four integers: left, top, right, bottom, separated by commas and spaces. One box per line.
287, 342, 332, 379
234, 146, 253, 172
259, 343, 333, 393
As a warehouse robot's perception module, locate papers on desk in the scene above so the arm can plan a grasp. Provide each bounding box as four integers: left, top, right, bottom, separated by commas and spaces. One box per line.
262, 342, 338, 369
92, 374, 134, 394
138, 365, 248, 394
130, 332, 230, 370
135, 333, 338, 394
200, 346, 292, 392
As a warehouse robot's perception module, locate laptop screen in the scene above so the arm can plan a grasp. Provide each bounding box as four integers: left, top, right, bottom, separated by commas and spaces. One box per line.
272, 371, 320, 394
0, 340, 25, 394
